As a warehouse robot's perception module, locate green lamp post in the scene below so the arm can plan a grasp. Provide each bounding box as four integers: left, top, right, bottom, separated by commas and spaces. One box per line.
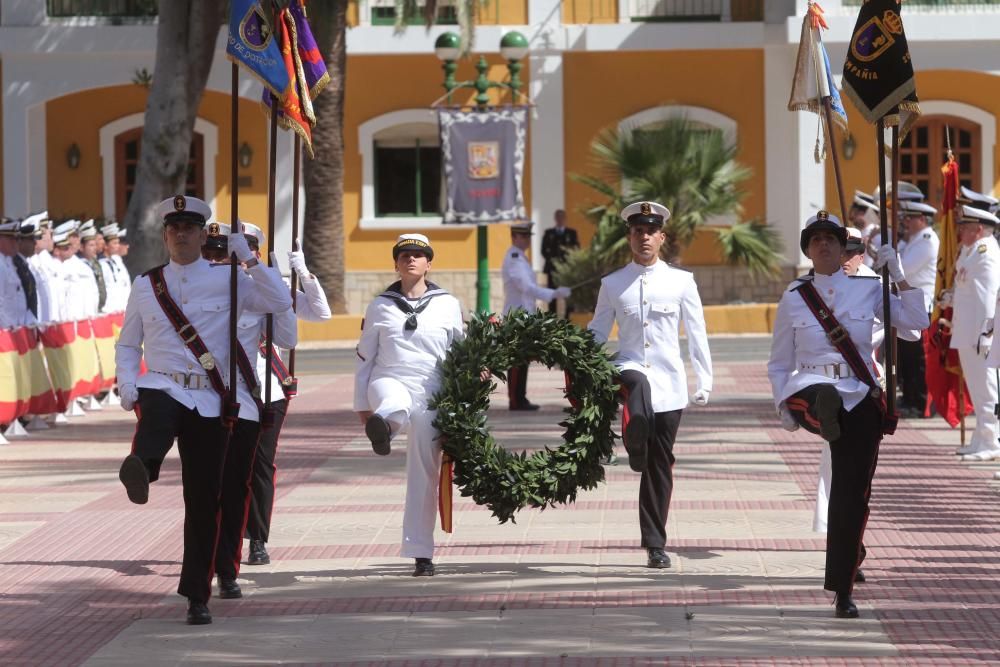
434, 30, 529, 313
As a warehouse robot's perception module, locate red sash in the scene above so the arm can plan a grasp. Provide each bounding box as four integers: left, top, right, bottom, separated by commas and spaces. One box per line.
147, 267, 240, 429
795, 280, 897, 435
258, 341, 297, 400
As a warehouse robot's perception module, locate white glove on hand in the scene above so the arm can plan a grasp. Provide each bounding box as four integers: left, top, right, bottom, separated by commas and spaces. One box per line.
937, 289, 954, 309
778, 403, 800, 432
692, 389, 710, 406
555, 286, 572, 299
228, 232, 254, 263
874, 243, 905, 283
119, 383, 138, 411
288, 241, 309, 279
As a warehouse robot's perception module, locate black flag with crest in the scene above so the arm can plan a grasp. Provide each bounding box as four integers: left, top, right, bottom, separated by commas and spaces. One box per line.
841, 0, 920, 140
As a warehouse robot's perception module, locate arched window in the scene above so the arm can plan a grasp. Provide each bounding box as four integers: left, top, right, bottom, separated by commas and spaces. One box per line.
359, 109, 442, 229
113, 128, 204, 219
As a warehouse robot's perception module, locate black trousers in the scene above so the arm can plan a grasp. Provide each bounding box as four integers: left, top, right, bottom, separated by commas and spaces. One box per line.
215, 418, 261, 580
619, 370, 683, 548
131, 389, 228, 603
507, 365, 529, 407
245, 399, 288, 543
789, 385, 882, 594
897, 335, 927, 412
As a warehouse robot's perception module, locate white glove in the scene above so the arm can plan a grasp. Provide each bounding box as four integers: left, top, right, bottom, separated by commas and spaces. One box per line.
778, 403, 800, 432
555, 286, 572, 299
119, 383, 138, 411
228, 232, 254, 263
288, 240, 309, 279
692, 389, 710, 406
874, 243, 905, 283
937, 289, 953, 309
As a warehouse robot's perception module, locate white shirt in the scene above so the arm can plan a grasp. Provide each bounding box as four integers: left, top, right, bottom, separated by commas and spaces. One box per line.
59, 255, 100, 321
29, 250, 61, 323
354, 287, 465, 410
899, 226, 940, 312
588, 260, 713, 412
768, 270, 929, 412
0, 256, 29, 329
950, 235, 1000, 350
502, 245, 555, 313
100, 255, 131, 313
116, 258, 293, 422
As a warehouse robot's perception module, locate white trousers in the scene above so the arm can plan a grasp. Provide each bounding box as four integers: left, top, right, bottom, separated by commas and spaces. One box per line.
958, 346, 999, 450
367, 376, 442, 559
813, 442, 832, 533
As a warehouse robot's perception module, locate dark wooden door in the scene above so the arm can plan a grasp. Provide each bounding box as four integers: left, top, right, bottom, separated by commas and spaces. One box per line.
898, 115, 980, 205
114, 129, 204, 219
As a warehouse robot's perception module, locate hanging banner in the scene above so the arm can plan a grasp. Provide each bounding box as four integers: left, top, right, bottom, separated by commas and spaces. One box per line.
438, 107, 528, 224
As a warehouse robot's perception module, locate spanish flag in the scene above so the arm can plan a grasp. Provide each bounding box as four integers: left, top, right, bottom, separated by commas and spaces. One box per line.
0, 326, 58, 422
40, 321, 102, 413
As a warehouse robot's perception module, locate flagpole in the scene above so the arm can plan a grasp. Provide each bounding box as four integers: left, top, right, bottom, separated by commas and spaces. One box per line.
288, 135, 300, 378
823, 99, 848, 222
264, 94, 279, 410
888, 123, 900, 412
229, 62, 240, 433
876, 119, 895, 416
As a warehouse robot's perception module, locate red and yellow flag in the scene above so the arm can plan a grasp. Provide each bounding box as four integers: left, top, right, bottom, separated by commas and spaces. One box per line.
0, 327, 58, 422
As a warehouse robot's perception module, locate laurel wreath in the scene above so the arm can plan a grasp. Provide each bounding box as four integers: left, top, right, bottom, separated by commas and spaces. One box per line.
430, 309, 620, 524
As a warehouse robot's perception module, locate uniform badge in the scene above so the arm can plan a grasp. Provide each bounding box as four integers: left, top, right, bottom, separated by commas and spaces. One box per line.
979, 245, 988, 254
154, 283, 166, 296
640, 202, 651, 216
208, 222, 220, 235
817, 210, 829, 221
173, 195, 187, 212
282, 377, 293, 386
198, 352, 216, 371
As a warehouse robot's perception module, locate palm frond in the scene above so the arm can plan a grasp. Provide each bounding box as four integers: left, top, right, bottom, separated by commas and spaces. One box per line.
715, 220, 784, 278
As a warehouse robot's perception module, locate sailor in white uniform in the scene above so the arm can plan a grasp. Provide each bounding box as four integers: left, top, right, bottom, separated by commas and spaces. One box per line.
114, 196, 292, 625
52, 220, 100, 321
948, 205, 1000, 460
501, 222, 571, 410
26, 214, 60, 324
99, 223, 132, 313
588, 201, 713, 570
768, 211, 928, 618
355, 234, 465, 577
0, 218, 33, 328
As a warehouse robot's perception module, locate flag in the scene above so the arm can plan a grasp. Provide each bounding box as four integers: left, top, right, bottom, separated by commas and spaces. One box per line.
288, 0, 330, 123
788, 3, 847, 130
40, 320, 102, 413
0, 326, 58, 423
227, 0, 291, 102
92, 313, 118, 391
924, 155, 972, 426
842, 0, 921, 142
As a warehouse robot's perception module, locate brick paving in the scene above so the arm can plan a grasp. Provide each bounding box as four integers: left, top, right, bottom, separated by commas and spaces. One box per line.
0, 351, 999, 665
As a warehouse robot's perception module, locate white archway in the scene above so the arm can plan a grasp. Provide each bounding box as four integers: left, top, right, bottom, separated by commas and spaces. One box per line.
918, 100, 996, 193
617, 104, 738, 148
99, 113, 218, 218
357, 108, 440, 229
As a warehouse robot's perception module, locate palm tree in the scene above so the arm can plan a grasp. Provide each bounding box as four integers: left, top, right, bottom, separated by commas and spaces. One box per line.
555, 115, 782, 311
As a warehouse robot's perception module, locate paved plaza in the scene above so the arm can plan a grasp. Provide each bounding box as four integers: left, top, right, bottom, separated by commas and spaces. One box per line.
1, 339, 1000, 665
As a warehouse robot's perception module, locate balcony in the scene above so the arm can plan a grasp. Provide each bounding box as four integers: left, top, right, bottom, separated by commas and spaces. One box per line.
46, 0, 157, 21
563, 1, 764, 24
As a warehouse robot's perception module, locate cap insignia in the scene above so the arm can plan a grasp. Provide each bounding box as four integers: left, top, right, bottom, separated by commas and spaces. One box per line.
208, 222, 220, 235
817, 210, 829, 221
640, 202, 651, 216
978, 245, 987, 254
173, 195, 186, 212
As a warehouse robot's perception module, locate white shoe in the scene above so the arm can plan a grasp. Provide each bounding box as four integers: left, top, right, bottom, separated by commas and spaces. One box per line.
994, 471, 1000, 480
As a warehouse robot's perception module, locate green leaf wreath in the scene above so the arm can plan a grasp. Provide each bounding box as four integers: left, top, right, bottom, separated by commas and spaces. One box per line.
430, 309, 620, 524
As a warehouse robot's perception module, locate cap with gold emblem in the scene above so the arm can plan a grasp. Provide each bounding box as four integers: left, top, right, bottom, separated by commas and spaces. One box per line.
392, 233, 434, 261
156, 195, 212, 227
800, 210, 847, 253
957, 204, 999, 227
620, 201, 671, 227
0, 219, 19, 236
17, 220, 42, 239
958, 186, 999, 214
78, 219, 98, 241
203, 221, 231, 258
240, 221, 265, 248
510, 221, 535, 236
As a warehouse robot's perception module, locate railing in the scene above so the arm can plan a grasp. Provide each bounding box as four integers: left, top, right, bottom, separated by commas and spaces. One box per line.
46, 0, 158, 18
563, 0, 763, 23
840, 0, 1000, 11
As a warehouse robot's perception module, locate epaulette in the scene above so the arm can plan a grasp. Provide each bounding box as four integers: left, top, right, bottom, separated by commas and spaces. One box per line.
794, 275, 814, 282
140, 263, 167, 278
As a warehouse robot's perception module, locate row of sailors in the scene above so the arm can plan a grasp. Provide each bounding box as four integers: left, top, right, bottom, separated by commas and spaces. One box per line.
0, 213, 132, 329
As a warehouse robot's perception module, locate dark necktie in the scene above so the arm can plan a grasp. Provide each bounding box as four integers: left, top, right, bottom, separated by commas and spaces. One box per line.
89, 258, 107, 311
12, 255, 37, 318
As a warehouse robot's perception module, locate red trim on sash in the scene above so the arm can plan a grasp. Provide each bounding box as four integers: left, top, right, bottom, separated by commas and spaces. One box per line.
258, 342, 297, 400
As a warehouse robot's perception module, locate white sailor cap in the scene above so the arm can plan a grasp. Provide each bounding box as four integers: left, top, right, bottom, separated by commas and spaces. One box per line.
958, 205, 999, 226
78, 219, 98, 240
156, 195, 212, 226
852, 190, 878, 212
510, 221, 535, 235
958, 186, 999, 212
0, 218, 20, 235
117, 228, 128, 241
845, 226, 864, 251
800, 210, 847, 253
22, 211, 50, 230
100, 223, 121, 240
204, 221, 231, 255
53, 229, 72, 247
53, 219, 80, 236
873, 181, 925, 203
620, 201, 671, 226
17, 220, 42, 239
898, 200, 937, 216
240, 221, 265, 247
393, 233, 434, 260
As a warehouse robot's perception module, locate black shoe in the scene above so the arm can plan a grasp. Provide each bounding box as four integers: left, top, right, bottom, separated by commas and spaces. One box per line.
814, 384, 843, 442
247, 539, 270, 566
186, 600, 212, 625
217, 575, 242, 599
623, 414, 649, 473
854, 569, 866, 583
509, 401, 540, 411
646, 547, 671, 569
118, 454, 149, 505
365, 414, 392, 456
835, 593, 859, 618
413, 558, 435, 577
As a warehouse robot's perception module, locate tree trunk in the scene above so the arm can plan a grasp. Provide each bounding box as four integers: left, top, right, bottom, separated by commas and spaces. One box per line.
303, 1, 348, 313
123, 0, 227, 275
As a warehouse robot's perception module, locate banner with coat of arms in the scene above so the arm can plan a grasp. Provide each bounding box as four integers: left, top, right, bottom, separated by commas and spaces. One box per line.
438, 107, 528, 224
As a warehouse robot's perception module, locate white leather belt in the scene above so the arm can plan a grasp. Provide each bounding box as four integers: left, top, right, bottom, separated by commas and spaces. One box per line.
151, 370, 214, 390
800, 362, 855, 380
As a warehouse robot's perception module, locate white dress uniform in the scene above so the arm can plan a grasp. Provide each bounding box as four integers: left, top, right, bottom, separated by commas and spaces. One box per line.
501, 244, 557, 313
354, 284, 464, 559
116, 258, 292, 423
589, 260, 713, 411
950, 231, 1000, 454
100, 255, 131, 313
59, 254, 101, 321
29, 249, 61, 324
0, 255, 30, 328
899, 227, 940, 313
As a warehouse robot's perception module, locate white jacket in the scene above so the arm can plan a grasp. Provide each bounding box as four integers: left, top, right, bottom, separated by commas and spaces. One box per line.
950, 235, 1000, 350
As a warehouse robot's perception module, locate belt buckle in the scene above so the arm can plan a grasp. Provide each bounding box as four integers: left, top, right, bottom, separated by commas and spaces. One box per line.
180, 372, 193, 389
831, 364, 841, 379
827, 325, 848, 344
